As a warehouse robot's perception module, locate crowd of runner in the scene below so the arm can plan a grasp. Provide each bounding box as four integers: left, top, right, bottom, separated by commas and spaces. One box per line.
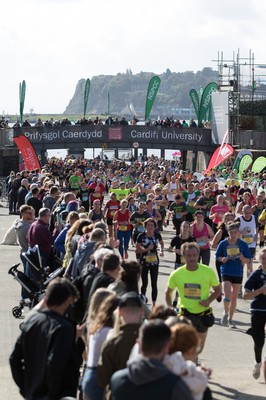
5, 155, 266, 399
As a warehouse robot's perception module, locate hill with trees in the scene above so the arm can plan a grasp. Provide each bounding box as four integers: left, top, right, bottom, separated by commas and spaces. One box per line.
64, 68, 218, 117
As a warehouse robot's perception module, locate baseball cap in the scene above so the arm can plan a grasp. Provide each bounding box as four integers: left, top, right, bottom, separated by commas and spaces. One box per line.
118, 291, 142, 308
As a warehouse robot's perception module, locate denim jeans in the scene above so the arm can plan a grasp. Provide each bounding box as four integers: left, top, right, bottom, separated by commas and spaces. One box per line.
82, 368, 103, 400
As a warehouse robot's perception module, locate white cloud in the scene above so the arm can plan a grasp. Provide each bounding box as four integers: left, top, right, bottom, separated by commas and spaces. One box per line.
0, 0, 266, 113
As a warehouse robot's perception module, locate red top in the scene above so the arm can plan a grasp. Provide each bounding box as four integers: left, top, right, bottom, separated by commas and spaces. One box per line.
116, 209, 131, 231
192, 222, 210, 249
106, 200, 120, 219
89, 182, 105, 203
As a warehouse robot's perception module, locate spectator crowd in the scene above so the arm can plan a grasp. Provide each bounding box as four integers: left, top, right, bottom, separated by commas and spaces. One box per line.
4, 154, 266, 399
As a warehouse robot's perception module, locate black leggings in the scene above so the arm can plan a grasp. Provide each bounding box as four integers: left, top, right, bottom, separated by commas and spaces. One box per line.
199, 248, 211, 266
251, 312, 266, 363
141, 263, 159, 302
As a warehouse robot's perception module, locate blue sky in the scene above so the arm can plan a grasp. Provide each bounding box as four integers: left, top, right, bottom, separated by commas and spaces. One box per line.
1, 0, 265, 114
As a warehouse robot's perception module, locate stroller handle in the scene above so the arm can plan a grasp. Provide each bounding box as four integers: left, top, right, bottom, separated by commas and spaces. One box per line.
8, 264, 21, 275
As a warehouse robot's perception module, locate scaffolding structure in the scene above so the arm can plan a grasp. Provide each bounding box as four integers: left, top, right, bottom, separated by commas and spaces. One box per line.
212, 50, 266, 142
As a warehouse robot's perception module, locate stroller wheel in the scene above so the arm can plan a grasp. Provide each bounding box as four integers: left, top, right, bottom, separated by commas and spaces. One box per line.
12, 306, 23, 318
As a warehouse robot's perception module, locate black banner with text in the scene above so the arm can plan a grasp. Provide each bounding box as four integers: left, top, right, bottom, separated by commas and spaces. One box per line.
10, 125, 212, 149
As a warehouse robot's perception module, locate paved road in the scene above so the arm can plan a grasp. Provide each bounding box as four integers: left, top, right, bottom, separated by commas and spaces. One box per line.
0, 206, 265, 399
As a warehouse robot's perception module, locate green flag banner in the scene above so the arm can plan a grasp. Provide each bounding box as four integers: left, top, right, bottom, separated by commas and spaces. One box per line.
83, 78, 90, 117
19, 80, 26, 125
189, 89, 199, 119
199, 86, 204, 100
233, 149, 253, 172
238, 155, 253, 178
145, 76, 161, 120
107, 91, 110, 115
251, 156, 266, 173
198, 82, 217, 125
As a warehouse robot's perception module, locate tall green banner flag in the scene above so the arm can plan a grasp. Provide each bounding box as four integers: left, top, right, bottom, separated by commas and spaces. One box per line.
189, 89, 199, 119
83, 78, 90, 117
238, 155, 253, 178
198, 82, 217, 126
19, 80, 26, 125
107, 91, 110, 115
145, 76, 161, 120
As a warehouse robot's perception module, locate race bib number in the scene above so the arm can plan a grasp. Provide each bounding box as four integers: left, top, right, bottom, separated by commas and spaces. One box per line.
175, 212, 182, 219
242, 234, 253, 244
82, 194, 89, 202
119, 225, 127, 231
196, 239, 207, 247
94, 192, 101, 198
146, 253, 157, 264
184, 283, 201, 299
227, 245, 240, 259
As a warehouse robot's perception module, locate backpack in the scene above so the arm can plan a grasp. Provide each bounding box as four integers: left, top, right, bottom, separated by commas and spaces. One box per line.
71, 263, 99, 323
71, 241, 96, 279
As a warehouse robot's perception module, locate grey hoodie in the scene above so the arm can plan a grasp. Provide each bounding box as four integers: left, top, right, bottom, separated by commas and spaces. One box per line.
128, 356, 175, 385
14, 219, 31, 252
111, 355, 193, 400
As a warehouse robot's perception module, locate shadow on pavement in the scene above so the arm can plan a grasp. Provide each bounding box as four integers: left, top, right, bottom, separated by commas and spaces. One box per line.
209, 381, 265, 399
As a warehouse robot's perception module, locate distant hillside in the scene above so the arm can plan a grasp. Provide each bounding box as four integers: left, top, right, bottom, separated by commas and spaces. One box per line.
64, 68, 218, 117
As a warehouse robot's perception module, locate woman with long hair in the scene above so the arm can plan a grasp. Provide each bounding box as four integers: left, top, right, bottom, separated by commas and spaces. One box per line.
62, 219, 91, 269
82, 291, 118, 400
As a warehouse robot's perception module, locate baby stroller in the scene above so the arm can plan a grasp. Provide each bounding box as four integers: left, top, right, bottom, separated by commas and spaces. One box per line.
8, 245, 64, 318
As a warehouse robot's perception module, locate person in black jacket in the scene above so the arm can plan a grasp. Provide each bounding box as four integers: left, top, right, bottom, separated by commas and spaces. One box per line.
9, 172, 22, 214
9, 278, 79, 400
17, 178, 29, 212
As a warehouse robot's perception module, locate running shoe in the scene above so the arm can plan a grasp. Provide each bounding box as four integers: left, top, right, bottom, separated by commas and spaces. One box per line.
252, 363, 261, 379
229, 320, 236, 329
220, 312, 229, 326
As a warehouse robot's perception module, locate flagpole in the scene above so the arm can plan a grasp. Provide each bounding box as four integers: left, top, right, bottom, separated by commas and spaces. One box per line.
213, 129, 228, 167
